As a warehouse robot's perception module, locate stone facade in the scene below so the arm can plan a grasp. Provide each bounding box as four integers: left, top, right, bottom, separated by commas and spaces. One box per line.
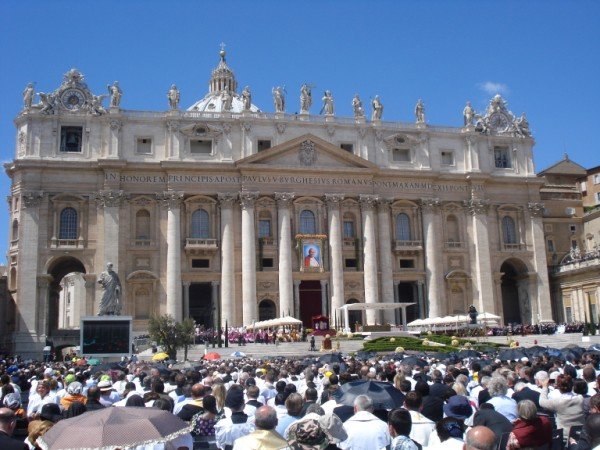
5, 51, 553, 356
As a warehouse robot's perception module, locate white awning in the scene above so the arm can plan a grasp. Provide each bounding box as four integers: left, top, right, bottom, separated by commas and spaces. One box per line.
338, 302, 416, 311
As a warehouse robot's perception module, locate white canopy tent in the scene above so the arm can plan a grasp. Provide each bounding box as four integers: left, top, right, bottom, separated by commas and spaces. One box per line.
338, 302, 416, 330
248, 316, 302, 330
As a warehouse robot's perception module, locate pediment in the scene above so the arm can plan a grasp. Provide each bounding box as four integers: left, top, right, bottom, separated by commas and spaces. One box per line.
236, 134, 378, 171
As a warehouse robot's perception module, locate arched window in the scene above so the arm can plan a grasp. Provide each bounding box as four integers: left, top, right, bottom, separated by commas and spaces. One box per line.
446, 215, 459, 242
258, 299, 277, 321
135, 209, 151, 240
191, 209, 210, 238
395, 213, 411, 241
11, 220, 18, 241
258, 211, 272, 238
59, 207, 78, 239
502, 216, 517, 244
299, 210, 316, 234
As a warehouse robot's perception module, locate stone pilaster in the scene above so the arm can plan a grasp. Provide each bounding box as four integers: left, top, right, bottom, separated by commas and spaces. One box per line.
421, 198, 444, 318
275, 192, 295, 319
84, 274, 97, 316
360, 194, 379, 324
211, 281, 220, 328
240, 191, 259, 325
108, 119, 121, 158
324, 194, 345, 322
18, 191, 43, 335
377, 198, 395, 324
464, 198, 495, 314
95, 190, 126, 272
294, 280, 301, 320
528, 202, 552, 322
166, 120, 181, 159
36, 275, 53, 338
157, 191, 184, 321
320, 279, 329, 317
218, 193, 237, 326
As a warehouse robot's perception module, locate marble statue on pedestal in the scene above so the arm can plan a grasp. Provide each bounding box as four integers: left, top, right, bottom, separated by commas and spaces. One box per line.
98, 262, 122, 316
371, 95, 383, 121
352, 94, 365, 118
320, 90, 334, 115
415, 99, 425, 124
107, 81, 122, 107
23, 83, 35, 110
463, 101, 474, 126
167, 84, 180, 110
242, 86, 252, 111
272, 86, 285, 113
300, 83, 312, 113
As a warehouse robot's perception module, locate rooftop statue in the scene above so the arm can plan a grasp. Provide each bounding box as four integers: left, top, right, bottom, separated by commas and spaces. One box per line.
90, 94, 107, 115
272, 86, 285, 113
371, 95, 383, 121
515, 112, 531, 137
352, 94, 365, 118
107, 81, 122, 108
320, 90, 334, 115
463, 101, 475, 126
22, 83, 35, 110
167, 84, 180, 110
415, 99, 425, 124
38, 92, 56, 115
241, 86, 252, 111
222, 89, 233, 111
98, 262, 122, 316
300, 83, 312, 113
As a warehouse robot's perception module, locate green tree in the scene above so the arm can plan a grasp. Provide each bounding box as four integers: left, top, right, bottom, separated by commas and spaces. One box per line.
148, 315, 196, 360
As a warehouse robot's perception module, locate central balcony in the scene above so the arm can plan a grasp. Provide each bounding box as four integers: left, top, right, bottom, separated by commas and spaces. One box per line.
185, 238, 219, 255
394, 240, 422, 255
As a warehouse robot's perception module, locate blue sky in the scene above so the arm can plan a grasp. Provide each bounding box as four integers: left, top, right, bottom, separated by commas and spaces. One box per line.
0, 0, 599, 262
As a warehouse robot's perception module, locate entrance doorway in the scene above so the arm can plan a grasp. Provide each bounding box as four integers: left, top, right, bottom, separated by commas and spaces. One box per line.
259, 299, 277, 321
299, 280, 322, 327
397, 282, 418, 324
48, 256, 86, 334
189, 283, 213, 328
346, 299, 362, 332
500, 259, 528, 324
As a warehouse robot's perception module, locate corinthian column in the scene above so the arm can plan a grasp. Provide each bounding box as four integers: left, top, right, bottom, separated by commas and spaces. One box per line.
528, 202, 552, 322
465, 199, 494, 314
240, 191, 259, 325
360, 194, 379, 324
218, 193, 237, 325
157, 191, 184, 321
325, 194, 345, 320
421, 198, 444, 318
377, 198, 395, 324
275, 192, 295, 318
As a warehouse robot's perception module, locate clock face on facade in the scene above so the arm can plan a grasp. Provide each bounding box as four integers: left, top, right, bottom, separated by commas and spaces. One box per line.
60, 89, 86, 110
489, 112, 510, 132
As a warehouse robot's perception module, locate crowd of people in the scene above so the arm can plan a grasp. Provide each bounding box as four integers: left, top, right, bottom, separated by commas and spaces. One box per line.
1, 344, 600, 450
487, 323, 589, 336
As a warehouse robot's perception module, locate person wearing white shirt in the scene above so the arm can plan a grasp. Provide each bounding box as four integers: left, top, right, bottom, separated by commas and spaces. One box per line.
26, 380, 58, 418
404, 391, 435, 447
339, 395, 390, 450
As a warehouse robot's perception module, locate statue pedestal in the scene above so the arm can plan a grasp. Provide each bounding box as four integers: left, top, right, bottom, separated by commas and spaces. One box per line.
242, 111, 253, 117
109, 107, 120, 114
372, 119, 382, 126
80, 316, 132, 358
298, 112, 310, 121
325, 114, 335, 122
355, 117, 366, 124
167, 109, 180, 117
274, 113, 285, 120
416, 123, 427, 129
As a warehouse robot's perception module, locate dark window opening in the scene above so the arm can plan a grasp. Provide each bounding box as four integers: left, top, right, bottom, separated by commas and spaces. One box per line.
191, 259, 210, 268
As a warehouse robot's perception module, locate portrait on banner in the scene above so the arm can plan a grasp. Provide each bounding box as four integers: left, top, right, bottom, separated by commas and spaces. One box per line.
298, 237, 325, 272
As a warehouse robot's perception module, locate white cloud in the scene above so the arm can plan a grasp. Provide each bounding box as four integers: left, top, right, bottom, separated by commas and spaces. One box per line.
477, 81, 510, 95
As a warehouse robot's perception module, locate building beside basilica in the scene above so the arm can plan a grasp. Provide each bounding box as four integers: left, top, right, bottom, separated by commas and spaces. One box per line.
4, 50, 554, 355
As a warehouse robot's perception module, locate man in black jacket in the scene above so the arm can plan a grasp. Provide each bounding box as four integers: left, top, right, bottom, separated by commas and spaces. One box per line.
0, 408, 27, 450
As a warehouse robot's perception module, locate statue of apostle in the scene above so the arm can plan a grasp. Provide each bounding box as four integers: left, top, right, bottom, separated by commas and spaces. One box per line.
98, 262, 122, 315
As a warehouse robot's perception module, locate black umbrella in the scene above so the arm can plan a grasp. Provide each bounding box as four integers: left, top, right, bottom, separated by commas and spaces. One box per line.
333, 380, 405, 410
382, 352, 404, 361
585, 350, 600, 357
400, 356, 427, 367
457, 349, 481, 359
545, 348, 562, 358
89, 362, 124, 374
470, 359, 493, 367
150, 364, 172, 376
524, 346, 547, 357
318, 353, 344, 365
498, 348, 527, 361
588, 344, 600, 351
355, 351, 377, 361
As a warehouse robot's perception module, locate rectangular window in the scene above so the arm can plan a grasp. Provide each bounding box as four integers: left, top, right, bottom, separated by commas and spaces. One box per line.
136, 138, 152, 154
343, 221, 355, 238
565, 306, 573, 323
544, 224, 553, 232
596, 192, 600, 204
340, 143, 354, 153
60, 126, 83, 152
190, 139, 212, 154
261, 258, 274, 268
258, 220, 271, 238
441, 151, 454, 166
257, 140, 271, 152
191, 259, 210, 268
569, 224, 577, 232
571, 240, 578, 249
494, 146, 511, 168
547, 239, 555, 252
580, 181, 587, 193
392, 148, 411, 162
344, 258, 357, 268
399, 259, 415, 269
594, 174, 600, 184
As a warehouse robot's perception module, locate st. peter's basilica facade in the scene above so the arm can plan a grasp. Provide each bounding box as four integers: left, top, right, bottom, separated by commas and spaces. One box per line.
4, 49, 551, 355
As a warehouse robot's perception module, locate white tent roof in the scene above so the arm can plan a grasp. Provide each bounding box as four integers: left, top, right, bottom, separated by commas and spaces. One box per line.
248, 316, 302, 329
339, 302, 415, 311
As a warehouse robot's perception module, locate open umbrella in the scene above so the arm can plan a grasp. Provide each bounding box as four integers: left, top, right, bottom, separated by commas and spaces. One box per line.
75, 358, 88, 366
400, 356, 427, 367
231, 351, 246, 358
498, 348, 527, 361
470, 358, 493, 367
87, 358, 101, 366
152, 352, 169, 361
203, 352, 221, 361
150, 364, 172, 376
457, 349, 481, 359
333, 380, 405, 410
38, 405, 191, 450
524, 346, 547, 357
89, 362, 124, 375
318, 353, 344, 365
